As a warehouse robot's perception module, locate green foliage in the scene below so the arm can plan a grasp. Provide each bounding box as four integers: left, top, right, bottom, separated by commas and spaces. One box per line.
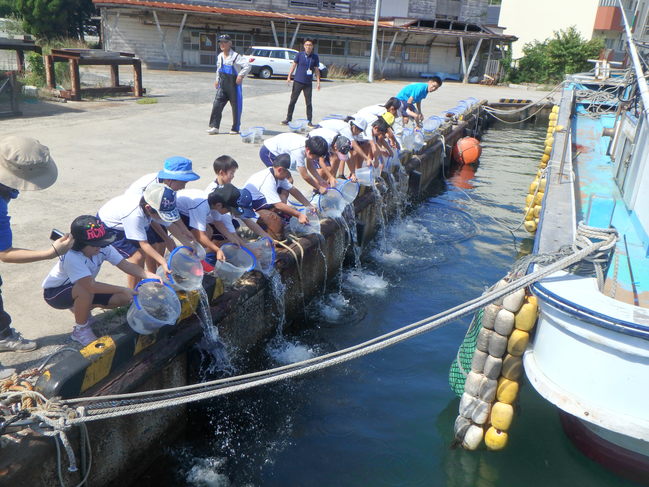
20, 51, 45, 87
13, 0, 95, 40
0, 0, 15, 17
509, 26, 604, 84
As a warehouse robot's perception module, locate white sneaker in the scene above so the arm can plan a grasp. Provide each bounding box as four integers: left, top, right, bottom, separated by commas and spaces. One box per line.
71, 325, 98, 347
206, 127, 219, 135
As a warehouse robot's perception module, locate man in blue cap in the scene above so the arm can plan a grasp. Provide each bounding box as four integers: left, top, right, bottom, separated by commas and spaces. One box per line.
123, 156, 200, 273
207, 34, 251, 135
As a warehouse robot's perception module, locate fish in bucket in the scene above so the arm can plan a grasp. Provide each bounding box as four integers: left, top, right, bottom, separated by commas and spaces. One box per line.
157, 245, 205, 291
127, 279, 182, 335
214, 243, 257, 286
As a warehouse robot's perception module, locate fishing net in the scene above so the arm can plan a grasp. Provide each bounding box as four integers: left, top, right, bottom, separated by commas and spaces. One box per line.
448, 308, 483, 397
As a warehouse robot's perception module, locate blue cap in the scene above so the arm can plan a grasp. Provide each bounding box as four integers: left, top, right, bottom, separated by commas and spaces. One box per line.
235, 188, 257, 219
157, 156, 200, 182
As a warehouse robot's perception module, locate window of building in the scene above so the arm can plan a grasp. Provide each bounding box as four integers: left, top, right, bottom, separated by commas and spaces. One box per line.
183, 31, 200, 51
349, 40, 370, 57
290, 0, 350, 13
317, 38, 346, 56
404, 45, 428, 64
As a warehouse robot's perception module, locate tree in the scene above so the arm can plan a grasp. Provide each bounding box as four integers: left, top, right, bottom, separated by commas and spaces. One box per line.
13, 0, 95, 40
0, 0, 16, 17
511, 26, 603, 84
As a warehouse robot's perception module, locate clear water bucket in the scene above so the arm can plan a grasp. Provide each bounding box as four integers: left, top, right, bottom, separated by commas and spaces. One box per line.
383, 152, 401, 171
239, 128, 256, 143
355, 166, 375, 186
313, 188, 346, 218
288, 209, 321, 235
246, 237, 276, 274
401, 127, 415, 151
322, 114, 345, 120
215, 244, 257, 285
413, 130, 425, 151
251, 126, 264, 142
423, 116, 443, 134
336, 178, 360, 203
127, 279, 181, 335
288, 119, 308, 133
159, 246, 204, 292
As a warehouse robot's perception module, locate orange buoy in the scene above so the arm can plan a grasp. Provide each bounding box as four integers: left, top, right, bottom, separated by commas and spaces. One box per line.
452, 137, 482, 164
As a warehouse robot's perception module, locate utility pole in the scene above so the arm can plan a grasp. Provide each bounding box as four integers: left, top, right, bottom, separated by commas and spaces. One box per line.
368, 0, 382, 83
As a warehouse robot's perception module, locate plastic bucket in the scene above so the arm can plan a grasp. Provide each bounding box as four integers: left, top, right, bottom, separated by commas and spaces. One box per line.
246, 237, 276, 274
288, 210, 321, 235
423, 116, 443, 133
412, 130, 425, 151
127, 279, 181, 335
464, 97, 478, 107
355, 166, 375, 186
215, 243, 257, 285
160, 246, 204, 292
322, 114, 345, 120
313, 188, 346, 218
288, 119, 308, 132
251, 126, 264, 143
401, 127, 415, 151
240, 128, 256, 143
336, 178, 360, 203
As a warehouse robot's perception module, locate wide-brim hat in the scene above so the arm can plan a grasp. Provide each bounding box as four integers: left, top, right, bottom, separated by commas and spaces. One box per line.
158, 156, 200, 182
0, 136, 58, 191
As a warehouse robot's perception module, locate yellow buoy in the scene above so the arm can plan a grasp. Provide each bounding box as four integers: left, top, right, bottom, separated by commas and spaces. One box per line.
485, 427, 509, 451
523, 220, 537, 233
515, 302, 538, 331
533, 205, 542, 218
545, 137, 554, 146
507, 329, 529, 356
501, 354, 523, 381
527, 296, 538, 306
525, 194, 534, 206
543, 145, 552, 156
555, 124, 564, 131
551, 105, 559, 113
541, 154, 550, 164
538, 178, 547, 191
533, 192, 544, 206
529, 180, 539, 193
549, 113, 558, 121
525, 210, 534, 221
490, 402, 514, 430
497, 377, 519, 404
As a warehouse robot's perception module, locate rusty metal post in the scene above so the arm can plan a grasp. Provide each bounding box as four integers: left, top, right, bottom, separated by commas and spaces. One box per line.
16, 49, 25, 73
44, 55, 55, 89
69, 59, 81, 100
133, 59, 143, 97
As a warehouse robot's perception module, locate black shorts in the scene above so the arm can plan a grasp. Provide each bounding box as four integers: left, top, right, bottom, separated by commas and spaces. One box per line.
43, 283, 113, 310
209, 219, 240, 241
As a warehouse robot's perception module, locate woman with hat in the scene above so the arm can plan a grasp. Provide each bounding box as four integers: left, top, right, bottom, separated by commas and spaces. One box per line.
42, 215, 159, 346
0, 136, 73, 376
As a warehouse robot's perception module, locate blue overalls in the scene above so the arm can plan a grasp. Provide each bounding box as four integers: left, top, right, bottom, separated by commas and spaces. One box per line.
209, 53, 243, 132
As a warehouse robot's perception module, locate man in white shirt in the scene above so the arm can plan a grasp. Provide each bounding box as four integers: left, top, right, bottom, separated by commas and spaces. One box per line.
42, 215, 157, 346
259, 132, 331, 192
244, 155, 316, 240
207, 34, 251, 135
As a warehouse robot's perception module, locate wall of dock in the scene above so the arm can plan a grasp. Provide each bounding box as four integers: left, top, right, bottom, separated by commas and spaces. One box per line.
0, 104, 486, 487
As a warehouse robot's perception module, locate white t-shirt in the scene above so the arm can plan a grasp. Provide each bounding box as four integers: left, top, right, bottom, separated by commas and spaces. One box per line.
244, 168, 292, 206
176, 189, 213, 232
352, 111, 380, 142
42, 245, 124, 288
126, 172, 158, 196
204, 180, 224, 196
318, 119, 356, 142
263, 133, 307, 168
308, 128, 337, 148
98, 193, 151, 242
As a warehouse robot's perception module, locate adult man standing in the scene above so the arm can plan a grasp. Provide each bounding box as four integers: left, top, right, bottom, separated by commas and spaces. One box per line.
282, 39, 320, 128
207, 34, 251, 135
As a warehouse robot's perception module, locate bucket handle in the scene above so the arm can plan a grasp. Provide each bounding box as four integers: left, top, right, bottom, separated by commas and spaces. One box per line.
165, 245, 195, 284
133, 278, 175, 311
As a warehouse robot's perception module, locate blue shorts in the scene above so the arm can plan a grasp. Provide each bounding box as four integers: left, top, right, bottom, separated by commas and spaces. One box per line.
44, 283, 113, 310
399, 100, 417, 118
111, 226, 162, 258
209, 218, 240, 241
259, 145, 277, 168
146, 224, 167, 244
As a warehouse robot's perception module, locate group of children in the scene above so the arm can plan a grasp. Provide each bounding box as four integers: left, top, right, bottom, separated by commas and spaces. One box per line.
0, 79, 443, 366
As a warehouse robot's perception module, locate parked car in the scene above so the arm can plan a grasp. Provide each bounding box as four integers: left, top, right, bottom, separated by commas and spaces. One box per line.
247, 46, 328, 80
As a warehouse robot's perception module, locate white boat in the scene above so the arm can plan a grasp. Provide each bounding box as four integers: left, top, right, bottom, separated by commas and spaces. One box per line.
523, 3, 649, 483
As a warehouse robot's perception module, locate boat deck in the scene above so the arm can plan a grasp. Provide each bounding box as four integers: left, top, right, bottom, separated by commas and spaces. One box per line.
572, 107, 649, 308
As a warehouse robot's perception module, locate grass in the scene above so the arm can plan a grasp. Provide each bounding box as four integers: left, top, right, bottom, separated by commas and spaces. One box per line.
326, 64, 368, 82
136, 97, 158, 105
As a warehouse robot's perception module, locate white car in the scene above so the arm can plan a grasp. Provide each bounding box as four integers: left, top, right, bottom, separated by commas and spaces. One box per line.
247, 46, 328, 79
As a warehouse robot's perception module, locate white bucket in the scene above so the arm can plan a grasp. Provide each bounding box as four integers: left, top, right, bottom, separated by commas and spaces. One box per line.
288, 210, 321, 235
355, 166, 375, 187
336, 178, 360, 203
288, 119, 308, 133
313, 188, 346, 218
127, 279, 181, 335
215, 244, 257, 285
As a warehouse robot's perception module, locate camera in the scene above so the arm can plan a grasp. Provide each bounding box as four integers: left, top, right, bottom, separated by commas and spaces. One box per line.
49, 229, 65, 241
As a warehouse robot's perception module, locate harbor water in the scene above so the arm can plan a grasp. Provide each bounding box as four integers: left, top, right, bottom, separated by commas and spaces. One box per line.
140, 124, 637, 487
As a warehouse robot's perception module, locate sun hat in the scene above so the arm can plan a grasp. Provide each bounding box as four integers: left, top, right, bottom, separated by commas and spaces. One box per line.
71, 215, 117, 248
210, 184, 257, 219
382, 112, 395, 126
333, 135, 352, 161
157, 156, 200, 182
144, 183, 180, 223
349, 118, 367, 132
0, 136, 57, 191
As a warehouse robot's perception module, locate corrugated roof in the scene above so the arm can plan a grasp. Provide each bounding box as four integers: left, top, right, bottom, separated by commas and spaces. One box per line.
92, 0, 393, 28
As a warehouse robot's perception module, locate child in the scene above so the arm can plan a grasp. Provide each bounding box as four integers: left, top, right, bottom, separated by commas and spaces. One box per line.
98, 182, 193, 288
305, 127, 352, 184
207, 184, 271, 244
259, 132, 332, 192
244, 155, 316, 240
318, 118, 373, 178
395, 77, 442, 125
205, 155, 239, 194
42, 215, 158, 346
126, 156, 200, 272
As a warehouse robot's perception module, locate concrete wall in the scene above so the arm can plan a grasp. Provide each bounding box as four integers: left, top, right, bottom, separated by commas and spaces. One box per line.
500, 0, 599, 59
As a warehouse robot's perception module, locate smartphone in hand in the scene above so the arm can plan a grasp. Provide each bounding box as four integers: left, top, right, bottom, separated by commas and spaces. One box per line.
49, 229, 65, 241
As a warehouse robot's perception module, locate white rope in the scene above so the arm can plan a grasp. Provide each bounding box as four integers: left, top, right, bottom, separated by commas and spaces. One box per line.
43, 229, 614, 423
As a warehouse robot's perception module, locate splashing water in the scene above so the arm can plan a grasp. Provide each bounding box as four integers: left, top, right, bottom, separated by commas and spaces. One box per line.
185, 456, 230, 487
268, 271, 287, 333
315, 242, 328, 295
413, 201, 478, 243
267, 337, 316, 365
195, 288, 233, 375
342, 268, 389, 296
370, 184, 389, 252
